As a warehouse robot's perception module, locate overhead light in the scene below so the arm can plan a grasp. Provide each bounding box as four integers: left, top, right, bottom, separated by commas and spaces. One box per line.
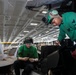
46, 31, 49, 33
42, 11, 47, 14
15, 37, 21, 41
33, 36, 36, 38
24, 31, 29, 33
39, 34, 41, 36
27, 0, 33, 1
19, 34, 24, 37
30, 23, 38, 26
53, 35, 57, 38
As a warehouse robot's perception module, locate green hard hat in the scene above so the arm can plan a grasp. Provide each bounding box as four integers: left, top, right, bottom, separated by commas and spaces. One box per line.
47, 10, 58, 23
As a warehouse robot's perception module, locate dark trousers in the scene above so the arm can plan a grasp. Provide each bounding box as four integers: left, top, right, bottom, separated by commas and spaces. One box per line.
14, 60, 34, 75
59, 46, 76, 75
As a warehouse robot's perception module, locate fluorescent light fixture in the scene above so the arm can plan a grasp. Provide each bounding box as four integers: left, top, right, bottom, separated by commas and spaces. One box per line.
39, 34, 41, 36
16, 37, 20, 39
42, 11, 47, 14
27, 0, 33, 1
30, 23, 38, 26
33, 37, 36, 39
19, 34, 24, 37
53, 35, 57, 38
46, 31, 49, 33
24, 31, 29, 33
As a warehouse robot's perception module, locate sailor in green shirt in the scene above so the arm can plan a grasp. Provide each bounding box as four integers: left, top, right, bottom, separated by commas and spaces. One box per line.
14, 37, 38, 75
42, 10, 76, 75
43, 10, 76, 45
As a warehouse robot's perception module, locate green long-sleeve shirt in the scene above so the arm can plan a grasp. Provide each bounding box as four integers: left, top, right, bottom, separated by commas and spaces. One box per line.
58, 12, 76, 42
17, 45, 38, 58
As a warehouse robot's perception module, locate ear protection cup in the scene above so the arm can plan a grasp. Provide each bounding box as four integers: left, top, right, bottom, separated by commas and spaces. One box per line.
42, 10, 59, 25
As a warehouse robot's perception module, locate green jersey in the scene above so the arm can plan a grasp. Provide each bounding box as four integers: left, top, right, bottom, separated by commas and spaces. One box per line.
17, 45, 38, 58
58, 12, 76, 42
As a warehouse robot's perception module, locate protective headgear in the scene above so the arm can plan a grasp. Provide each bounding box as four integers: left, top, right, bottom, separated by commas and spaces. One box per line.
42, 10, 59, 25
23, 37, 33, 44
